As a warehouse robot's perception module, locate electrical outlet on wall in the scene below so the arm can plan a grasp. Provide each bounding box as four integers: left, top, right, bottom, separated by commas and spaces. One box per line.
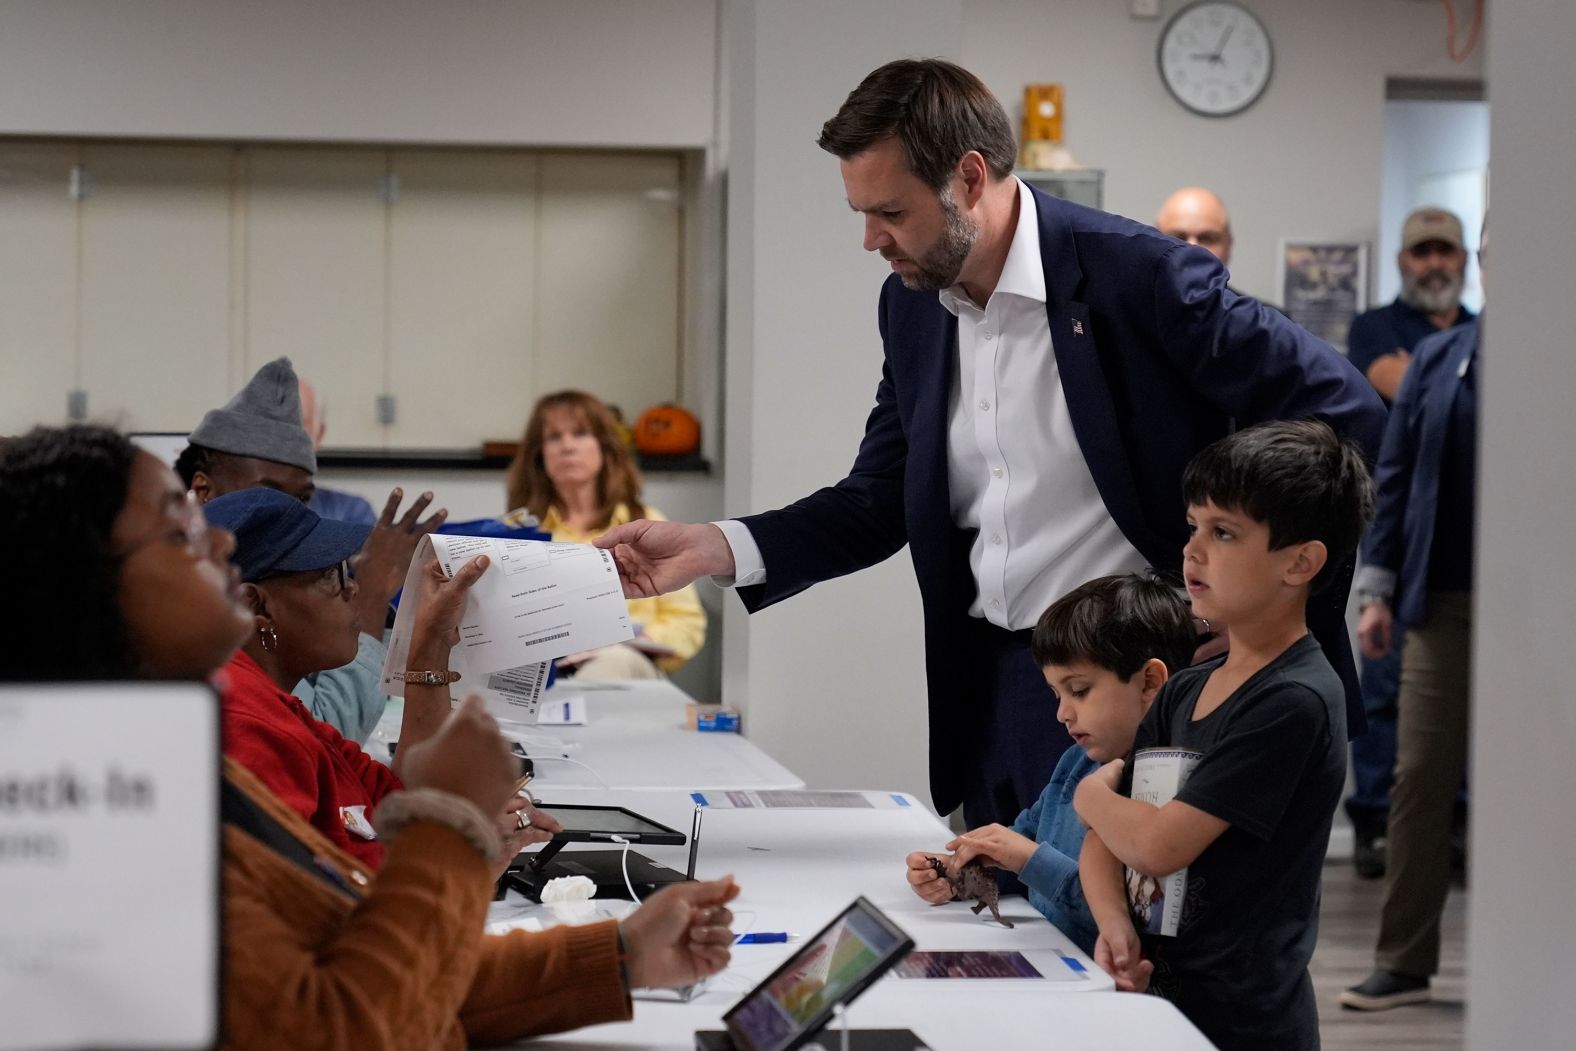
1131, 0, 1161, 19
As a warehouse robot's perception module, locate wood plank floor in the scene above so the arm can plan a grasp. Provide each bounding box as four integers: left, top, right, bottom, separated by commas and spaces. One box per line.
1311, 859, 1467, 1050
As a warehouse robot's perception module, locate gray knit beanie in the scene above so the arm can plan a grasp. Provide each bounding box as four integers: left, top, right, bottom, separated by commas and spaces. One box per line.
187, 357, 317, 474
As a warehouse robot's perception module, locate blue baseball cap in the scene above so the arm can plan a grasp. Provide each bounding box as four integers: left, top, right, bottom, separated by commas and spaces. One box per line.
204, 488, 370, 583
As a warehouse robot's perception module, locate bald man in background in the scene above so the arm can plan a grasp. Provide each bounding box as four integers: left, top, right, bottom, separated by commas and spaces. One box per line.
1157, 186, 1235, 266
1156, 186, 1286, 316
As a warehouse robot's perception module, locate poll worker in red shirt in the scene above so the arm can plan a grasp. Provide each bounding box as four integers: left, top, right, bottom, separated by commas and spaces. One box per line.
205, 486, 553, 872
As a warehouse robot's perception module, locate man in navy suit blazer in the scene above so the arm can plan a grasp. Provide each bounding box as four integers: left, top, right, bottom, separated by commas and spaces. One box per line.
597, 60, 1385, 830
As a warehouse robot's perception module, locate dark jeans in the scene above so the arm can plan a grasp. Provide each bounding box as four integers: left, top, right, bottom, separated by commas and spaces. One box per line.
955, 616, 1074, 898
957, 616, 1073, 833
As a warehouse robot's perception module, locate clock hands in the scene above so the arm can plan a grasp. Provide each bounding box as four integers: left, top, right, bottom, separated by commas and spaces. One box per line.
1211, 21, 1235, 62
1189, 23, 1236, 66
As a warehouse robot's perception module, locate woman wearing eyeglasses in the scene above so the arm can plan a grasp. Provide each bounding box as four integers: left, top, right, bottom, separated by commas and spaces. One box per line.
204, 486, 549, 872
0, 425, 740, 1047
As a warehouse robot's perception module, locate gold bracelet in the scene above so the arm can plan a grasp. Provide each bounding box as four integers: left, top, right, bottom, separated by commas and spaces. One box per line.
398, 669, 461, 685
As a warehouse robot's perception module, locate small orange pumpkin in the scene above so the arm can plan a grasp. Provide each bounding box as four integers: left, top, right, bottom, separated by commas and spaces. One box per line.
633, 403, 701, 456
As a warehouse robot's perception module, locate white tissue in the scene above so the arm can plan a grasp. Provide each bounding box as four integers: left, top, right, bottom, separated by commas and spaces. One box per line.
539, 875, 596, 903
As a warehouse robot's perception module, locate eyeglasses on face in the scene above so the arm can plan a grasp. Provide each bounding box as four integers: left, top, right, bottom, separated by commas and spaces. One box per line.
262, 560, 350, 598
118, 490, 212, 561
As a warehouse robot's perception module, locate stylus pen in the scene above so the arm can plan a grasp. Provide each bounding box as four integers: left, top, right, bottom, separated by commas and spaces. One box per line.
736, 932, 791, 944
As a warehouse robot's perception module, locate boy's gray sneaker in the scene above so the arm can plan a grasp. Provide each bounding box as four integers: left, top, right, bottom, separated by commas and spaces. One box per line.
1339, 969, 1431, 1010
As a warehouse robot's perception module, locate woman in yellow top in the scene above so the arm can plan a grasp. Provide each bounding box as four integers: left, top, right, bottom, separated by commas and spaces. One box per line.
505, 390, 706, 680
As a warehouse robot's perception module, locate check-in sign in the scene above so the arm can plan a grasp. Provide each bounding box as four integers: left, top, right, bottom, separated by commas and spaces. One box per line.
0, 683, 219, 1051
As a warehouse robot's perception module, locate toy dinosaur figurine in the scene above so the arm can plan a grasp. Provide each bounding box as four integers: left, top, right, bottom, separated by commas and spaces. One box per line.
930, 855, 1014, 928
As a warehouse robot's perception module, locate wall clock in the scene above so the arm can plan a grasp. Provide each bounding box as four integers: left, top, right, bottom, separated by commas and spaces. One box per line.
1157, 1, 1274, 118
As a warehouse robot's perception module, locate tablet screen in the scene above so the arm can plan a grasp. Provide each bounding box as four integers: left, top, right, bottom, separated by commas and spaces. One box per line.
535, 804, 684, 841
723, 898, 913, 1051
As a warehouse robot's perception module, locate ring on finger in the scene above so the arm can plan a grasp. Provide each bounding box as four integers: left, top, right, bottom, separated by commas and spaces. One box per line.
516, 811, 532, 831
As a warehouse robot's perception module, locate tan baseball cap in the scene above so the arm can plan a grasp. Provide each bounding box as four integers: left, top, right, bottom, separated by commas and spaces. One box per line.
1401, 207, 1465, 252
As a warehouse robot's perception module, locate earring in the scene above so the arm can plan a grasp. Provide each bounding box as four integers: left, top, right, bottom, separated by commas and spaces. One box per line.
260, 625, 279, 653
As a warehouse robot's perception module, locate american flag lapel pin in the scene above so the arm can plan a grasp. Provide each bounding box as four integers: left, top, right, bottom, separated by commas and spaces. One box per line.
1072, 319, 1084, 336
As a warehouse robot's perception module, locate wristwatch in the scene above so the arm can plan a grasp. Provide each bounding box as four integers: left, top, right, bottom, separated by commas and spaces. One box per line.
398, 669, 460, 685
1356, 592, 1388, 611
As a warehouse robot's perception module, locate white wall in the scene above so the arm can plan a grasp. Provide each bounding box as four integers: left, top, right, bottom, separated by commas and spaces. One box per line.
721, 0, 961, 807
1471, 1, 1576, 1044
0, 1, 714, 148
1378, 99, 1489, 310
963, 0, 1484, 304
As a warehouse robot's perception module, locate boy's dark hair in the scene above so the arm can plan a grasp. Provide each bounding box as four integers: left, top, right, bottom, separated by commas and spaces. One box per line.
817, 58, 1017, 191
1181, 419, 1376, 593
1032, 574, 1197, 680
0, 425, 139, 680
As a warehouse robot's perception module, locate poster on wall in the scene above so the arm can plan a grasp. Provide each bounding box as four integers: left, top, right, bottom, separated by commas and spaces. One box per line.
1277, 241, 1368, 352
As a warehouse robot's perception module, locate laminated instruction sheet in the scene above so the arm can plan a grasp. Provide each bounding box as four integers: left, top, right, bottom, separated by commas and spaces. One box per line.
381, 534, 632, 719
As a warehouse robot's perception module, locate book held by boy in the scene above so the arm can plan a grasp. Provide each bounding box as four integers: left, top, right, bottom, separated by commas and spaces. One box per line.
1127, 747, 1202, 937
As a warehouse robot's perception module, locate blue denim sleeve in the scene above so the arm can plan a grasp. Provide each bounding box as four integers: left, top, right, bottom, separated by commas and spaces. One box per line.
1020, 839, 1080, 902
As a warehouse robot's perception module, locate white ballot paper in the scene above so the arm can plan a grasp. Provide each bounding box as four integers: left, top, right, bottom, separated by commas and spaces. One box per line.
0, 683, 220, 1051
381, 534, 633, 719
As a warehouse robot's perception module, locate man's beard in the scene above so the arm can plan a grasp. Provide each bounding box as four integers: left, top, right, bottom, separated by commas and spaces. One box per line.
1400, 266, 1465, 315
895, 189, 978, 291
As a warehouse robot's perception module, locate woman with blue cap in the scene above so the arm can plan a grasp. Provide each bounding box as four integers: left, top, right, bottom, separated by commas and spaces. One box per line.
204, 486, 539, 872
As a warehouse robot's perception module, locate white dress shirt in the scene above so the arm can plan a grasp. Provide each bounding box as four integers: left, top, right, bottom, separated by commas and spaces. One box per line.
717, 179, 1148, 628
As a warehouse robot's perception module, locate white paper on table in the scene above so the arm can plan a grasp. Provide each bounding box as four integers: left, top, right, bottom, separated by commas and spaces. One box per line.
380, 534, 633, 719
688, 789, 916, 810
534, 693, 588, 725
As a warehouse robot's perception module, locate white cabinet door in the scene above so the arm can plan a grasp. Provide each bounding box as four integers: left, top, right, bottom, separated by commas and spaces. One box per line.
78, 145, 235, 434
0, 143, 77, 434
386, 149, 537, 448
2, 143, 690, 452
243, 148, 386, 448
535, 153, 683, 424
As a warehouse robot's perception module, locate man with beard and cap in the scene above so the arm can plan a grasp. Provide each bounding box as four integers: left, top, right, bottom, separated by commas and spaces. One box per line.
590, 58, 1385, 841
176, 357, 445, 742
1340, 217, 1487, 1012
1341, 207, 1476, 880
1348, 208, 1475, 404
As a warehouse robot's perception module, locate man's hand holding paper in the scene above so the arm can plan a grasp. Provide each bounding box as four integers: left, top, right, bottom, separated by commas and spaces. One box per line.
592, 519, 735, 598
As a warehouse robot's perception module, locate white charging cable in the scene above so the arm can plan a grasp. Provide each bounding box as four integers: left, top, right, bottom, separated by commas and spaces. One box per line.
831, 1003, 851, 1051
525, 754, 610, 788
608, 834, 641, 903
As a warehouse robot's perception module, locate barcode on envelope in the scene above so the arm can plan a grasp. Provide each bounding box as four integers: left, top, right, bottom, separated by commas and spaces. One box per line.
525, 632, 571, 647
488, 662, 546, 701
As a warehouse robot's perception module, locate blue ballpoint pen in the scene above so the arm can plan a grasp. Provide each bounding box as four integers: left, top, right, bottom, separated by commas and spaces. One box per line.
736, 932, 790, 944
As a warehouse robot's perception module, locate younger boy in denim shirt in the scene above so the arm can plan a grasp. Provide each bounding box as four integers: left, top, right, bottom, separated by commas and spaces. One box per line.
1075, 420, 1375, 1050
903, 573, 1196, 952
